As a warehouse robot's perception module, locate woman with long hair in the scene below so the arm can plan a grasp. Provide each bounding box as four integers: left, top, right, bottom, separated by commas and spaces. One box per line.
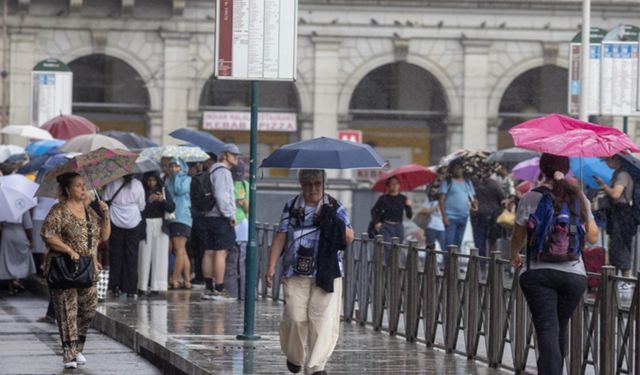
510, 153, 598, 375
41, 172, 110, 369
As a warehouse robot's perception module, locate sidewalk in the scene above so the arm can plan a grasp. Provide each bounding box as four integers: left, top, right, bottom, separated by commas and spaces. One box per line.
0, 293, 160, 375
93, 289, 506, 374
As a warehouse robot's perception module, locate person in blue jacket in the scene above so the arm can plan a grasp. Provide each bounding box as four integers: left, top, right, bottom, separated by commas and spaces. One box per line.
166, 158, 192, 289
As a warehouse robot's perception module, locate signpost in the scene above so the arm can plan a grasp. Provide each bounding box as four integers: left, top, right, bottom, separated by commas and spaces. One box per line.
30, 58, 73, 126
568, 28, 607, 116
214, 0, 298, 341
337, 130, 363, 144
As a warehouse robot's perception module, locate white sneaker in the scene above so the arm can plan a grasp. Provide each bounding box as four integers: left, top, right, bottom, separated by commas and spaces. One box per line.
200, 290, 216, 300
64, 361, 78, 369
212, 289, 235, 301
76, 352, 87, 365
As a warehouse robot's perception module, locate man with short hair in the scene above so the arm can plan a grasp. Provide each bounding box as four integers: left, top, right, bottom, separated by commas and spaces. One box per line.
190, 154, 216, 286
201, 144, 239, 300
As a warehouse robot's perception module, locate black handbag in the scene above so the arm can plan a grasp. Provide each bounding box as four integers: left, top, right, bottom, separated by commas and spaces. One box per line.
46, 208, 95, 289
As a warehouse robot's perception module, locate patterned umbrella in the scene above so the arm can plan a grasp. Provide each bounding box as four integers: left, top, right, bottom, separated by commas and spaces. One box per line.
139, 145, 210, 162
438, 149, 497, 183
36, 147, 137, 198
41, 115, 99, 140
58, 134, 128, 153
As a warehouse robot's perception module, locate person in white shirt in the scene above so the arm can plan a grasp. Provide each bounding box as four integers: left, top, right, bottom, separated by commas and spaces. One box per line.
103, 174, 146, 298
420, 185, 445, 250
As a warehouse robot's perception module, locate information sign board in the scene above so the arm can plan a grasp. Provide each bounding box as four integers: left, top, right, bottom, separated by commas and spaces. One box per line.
30, 58, 72, 126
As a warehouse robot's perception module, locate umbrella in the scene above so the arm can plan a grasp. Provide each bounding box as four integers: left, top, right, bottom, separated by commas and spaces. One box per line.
34, 152, 81, 184
260, 137, 385, 170
169, 128, 224, 155
372, 164, 437, 193
25, 139, 66, 156
0, 174, 39, 222
134, 157, 161, 174
569, 157, 613, 189
512, 156, 576, 182
509, 113, 640, 157
58, 134, 129, 153
0, 144, 25, 162
487, 147, 540, 164
139, 145, 210, 163
41, 114, 99, 140
438, 149, 497, 182
0, 125, 53, 140
100, 130, 158, 149
36, 148, 137, 198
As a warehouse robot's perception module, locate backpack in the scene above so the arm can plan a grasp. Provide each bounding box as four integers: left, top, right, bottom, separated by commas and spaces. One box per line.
190, 166, 225, 213
526, 187, 585, 263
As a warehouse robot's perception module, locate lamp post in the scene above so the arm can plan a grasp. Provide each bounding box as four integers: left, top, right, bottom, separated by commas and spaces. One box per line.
579, 0, 590, 122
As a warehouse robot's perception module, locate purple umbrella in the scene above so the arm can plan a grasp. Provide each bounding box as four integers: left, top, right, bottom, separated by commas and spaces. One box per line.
512, 157, 574, 182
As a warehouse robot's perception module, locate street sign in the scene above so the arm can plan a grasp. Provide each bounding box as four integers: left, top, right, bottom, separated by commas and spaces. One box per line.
203, 111, 297, 132
337, 130, 363, 144
568, 28, 607, 115
601, 25, 640, 116
214, 0, 298, 81
30, 58, 72, 126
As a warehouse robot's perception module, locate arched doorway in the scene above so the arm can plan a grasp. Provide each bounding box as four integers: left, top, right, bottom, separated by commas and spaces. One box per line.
348, 62, 447, 166
68, 54, 150, 135
199, 79, 300, 174
498, 65, 568, 148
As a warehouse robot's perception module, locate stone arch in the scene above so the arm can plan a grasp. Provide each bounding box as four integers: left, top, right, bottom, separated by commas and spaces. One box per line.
60, 46, 161, 112
338, 54, 460, 118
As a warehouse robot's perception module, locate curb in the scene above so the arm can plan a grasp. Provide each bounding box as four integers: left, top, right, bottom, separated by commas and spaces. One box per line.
25, 276, 210, 375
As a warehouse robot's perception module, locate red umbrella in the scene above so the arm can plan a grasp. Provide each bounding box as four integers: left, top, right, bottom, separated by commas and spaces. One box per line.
41, 115, 99, 140
509, 114, 640, 157
372, 164, 437, 193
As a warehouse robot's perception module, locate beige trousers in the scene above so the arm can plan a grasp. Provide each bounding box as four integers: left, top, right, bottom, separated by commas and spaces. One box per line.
279, 276, 342, 373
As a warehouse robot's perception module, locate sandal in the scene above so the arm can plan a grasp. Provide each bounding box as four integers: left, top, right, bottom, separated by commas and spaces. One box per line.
169, 279, 180, 290
182, 282, 191, 290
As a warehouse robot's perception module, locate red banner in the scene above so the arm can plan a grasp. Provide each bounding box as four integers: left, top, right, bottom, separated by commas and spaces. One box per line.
217, 0, 233, 76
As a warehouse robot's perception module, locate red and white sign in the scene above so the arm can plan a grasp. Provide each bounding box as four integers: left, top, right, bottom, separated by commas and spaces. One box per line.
203, 111, 297, 132
337, 130, 362, 144
215, 0, 298, 81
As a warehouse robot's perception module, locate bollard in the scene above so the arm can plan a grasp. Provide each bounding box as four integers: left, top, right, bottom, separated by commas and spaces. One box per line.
372, 235, 384, 330
465, 248, 480, 359
423, 243, 438, 346
599, 266, 616, 375
568, 297, 583, 375
488, 251, 503, 368
404, 241, 419, 342
357, 235, 371, 325
388, 237, 401, 336
513, 267, 527, 374
444, 245, 459, 353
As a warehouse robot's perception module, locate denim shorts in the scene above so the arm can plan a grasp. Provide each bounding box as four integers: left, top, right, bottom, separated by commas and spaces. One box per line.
170, 222, 191, 239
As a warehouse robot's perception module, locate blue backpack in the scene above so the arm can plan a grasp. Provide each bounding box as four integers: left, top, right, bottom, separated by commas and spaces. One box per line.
526, 187, 585, 263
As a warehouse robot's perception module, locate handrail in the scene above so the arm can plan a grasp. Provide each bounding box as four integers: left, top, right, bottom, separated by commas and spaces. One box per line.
254, 224, 639, 374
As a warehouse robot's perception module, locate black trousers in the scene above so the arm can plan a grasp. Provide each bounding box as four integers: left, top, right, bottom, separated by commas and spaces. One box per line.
189, 216, 207, 281
108, 222, 141, 294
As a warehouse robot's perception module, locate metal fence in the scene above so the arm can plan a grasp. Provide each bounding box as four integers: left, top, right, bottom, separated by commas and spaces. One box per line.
254, 224, 640, 374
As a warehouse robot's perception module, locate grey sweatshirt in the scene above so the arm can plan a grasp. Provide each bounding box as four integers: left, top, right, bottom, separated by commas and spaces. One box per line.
205, 162, 236, 219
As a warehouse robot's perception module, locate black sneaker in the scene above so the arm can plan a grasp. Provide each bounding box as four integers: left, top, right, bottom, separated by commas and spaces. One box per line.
286, 360, 301, 374
311, 371, 327, 375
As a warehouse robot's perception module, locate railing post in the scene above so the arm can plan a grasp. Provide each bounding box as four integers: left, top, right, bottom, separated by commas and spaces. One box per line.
404, 241, 419, 342
342, 234, 355, 321
488, 251, 503, 368
466, 248, 480, 358
568, 297, 583, 375
271, 224, 282, 301
372, 235, 384, 330
599, 266, 616, 375
356, 233, 370, 325
444, 244, 459, 353
513, 267, 527, 374
388, 237, 401, 336
423, 243, 438, 346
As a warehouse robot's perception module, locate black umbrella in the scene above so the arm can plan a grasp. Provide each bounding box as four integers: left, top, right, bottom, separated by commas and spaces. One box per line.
100, 131, 157, 149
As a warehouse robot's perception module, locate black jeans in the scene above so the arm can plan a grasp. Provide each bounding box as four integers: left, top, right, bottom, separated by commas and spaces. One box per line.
519, 269, 587, 375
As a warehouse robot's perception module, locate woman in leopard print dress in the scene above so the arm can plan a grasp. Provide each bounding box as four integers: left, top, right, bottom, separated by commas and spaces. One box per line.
41, 172, 111, 369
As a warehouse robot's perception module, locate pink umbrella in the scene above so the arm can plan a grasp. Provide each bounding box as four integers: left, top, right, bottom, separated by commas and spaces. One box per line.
41, 115, 99, 140
509, 114, 640, 157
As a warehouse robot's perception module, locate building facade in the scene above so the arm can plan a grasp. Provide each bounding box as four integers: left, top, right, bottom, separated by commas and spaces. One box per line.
3, 0, 640, 167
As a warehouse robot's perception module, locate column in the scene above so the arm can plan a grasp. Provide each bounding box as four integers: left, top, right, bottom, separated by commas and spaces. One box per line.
8, 31, 36, 128
311, 36, 341, 139
461, 40, 491, 149
161, 32, 191, 145
147, 110, 163, 146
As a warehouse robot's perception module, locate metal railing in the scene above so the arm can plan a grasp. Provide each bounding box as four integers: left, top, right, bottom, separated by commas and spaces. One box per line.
254, 224, 640, 374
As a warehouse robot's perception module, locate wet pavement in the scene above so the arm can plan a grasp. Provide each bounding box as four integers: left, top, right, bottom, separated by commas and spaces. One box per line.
0, 293, 160, 375
94, 289, 507, 374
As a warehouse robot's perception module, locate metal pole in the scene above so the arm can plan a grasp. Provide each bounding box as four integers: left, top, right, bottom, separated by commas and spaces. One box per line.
237, 80, 260, 341
1, 0, 8, 143
578, 0, 590, 121
623, 116, 628, 134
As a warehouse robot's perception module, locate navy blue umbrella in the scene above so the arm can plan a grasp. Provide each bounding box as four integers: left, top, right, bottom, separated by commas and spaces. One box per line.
169, 128, 224, 155
260, 137, 385, 170
100, 131, 157, 149
17, 153, 52, 174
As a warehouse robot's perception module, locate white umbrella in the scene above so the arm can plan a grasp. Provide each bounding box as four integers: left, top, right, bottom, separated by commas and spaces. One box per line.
0, 125, 53, 140
0, 174, 38, 222
58, 134, 129, 153
0, 144, 26, 162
